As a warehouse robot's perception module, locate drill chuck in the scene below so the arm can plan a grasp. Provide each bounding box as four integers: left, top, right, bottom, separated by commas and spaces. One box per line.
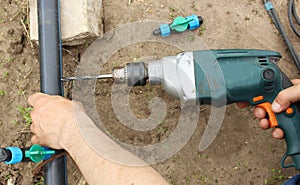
113, 52, 197, 104
113, 62, 148, 86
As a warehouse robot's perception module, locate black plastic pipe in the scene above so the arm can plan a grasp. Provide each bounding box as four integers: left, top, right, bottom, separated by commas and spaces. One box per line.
37, 0, 68, 184
262, 0, 300, 72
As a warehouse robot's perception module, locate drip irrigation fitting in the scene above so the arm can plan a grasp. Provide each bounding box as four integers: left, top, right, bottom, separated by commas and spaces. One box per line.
153, 14, 203, 37
25, 144, 55, 163
0, 147, 22, 164
0, 145, 55, 164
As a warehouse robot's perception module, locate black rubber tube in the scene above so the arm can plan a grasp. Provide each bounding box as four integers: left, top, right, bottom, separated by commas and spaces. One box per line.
37, 0, 68, 184
262, 0, 300, 72
288, 0, 300, 38
270, 8, 300, 71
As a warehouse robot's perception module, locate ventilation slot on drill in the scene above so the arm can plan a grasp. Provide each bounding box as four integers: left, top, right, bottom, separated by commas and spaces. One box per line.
264, 84, 274, 92
260, 63, 269, 66
258, 57, 269, 66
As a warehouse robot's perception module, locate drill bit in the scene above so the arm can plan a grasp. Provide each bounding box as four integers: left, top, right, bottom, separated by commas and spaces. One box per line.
61, 74, 113, 82
61, 62, 148, 86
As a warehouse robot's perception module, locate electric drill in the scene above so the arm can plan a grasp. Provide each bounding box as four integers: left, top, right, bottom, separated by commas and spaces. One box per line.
112, 49, 300, 170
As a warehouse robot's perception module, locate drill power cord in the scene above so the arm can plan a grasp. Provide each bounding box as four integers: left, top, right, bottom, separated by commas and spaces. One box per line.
288, 0, 300, 38
263, 0, 300, 72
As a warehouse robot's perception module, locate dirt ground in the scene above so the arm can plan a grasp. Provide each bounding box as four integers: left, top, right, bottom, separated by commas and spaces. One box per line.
0, 0, 300, 184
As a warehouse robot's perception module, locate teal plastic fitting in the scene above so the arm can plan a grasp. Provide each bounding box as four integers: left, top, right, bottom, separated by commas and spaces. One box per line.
25, 144, 55, 163
153, 14, 203, 37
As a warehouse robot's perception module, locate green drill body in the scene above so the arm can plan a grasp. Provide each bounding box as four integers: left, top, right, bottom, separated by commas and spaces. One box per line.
193, 50, 300, 169
122, 49, 300, 170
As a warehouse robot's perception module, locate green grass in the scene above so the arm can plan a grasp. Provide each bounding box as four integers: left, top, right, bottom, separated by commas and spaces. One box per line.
198, 175, 209, 184
112, 61, 119, 68
264, 168, 285, 184
198, 26, 206, 36
17, 90, 26, 95
197, 154, 208, 159
17, 106, 33, 127
157, 126, 166, 134
12, 120, 18, 125
23, 18, 29, 26
4, 174, 11, 181
0, 90, 5, 97
189, 35, 196, 42
3, 72, 8, 78
8, 56, 14, 62
34, 176, 44, 185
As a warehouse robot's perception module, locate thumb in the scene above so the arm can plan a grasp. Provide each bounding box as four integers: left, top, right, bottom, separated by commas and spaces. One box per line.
272, 84, 300, 113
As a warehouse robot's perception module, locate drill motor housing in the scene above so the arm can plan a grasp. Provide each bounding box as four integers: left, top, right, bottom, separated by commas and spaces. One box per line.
120, 49, 300, 170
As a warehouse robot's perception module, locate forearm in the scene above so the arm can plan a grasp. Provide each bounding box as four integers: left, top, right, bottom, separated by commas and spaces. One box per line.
63, 111, 168, 185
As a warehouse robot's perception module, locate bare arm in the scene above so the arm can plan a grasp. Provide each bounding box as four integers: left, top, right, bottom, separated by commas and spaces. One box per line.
28, 93, 168, 185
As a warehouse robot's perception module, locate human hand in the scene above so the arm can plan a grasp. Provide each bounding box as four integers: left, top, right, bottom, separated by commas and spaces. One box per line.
28, 93, 83, 149
237, 79, 300, 140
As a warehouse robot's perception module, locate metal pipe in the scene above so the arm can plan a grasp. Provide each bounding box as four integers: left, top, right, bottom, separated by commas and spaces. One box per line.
37, 0, 68, 184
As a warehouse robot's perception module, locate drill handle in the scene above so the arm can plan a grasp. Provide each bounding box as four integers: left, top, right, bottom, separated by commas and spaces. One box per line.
256, 73, 300, 169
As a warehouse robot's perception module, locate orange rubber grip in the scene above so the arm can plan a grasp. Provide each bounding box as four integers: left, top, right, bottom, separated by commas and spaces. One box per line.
257, 102, 278, 128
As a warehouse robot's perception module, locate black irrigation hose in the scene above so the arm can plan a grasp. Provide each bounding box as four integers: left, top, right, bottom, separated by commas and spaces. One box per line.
37, 0, 68, 184
288, 0, 300, 38
263, 0, 300, 72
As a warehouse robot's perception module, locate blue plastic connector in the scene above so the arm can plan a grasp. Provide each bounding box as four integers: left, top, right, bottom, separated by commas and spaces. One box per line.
264, 1, 274, 11
42, 147, 53, 160
186, 14, 200, 30
5, 147, 23, 165
160, 24, 171, 37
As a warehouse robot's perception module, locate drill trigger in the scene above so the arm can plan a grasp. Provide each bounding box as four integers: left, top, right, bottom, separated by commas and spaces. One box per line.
257, 102, 279, 128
